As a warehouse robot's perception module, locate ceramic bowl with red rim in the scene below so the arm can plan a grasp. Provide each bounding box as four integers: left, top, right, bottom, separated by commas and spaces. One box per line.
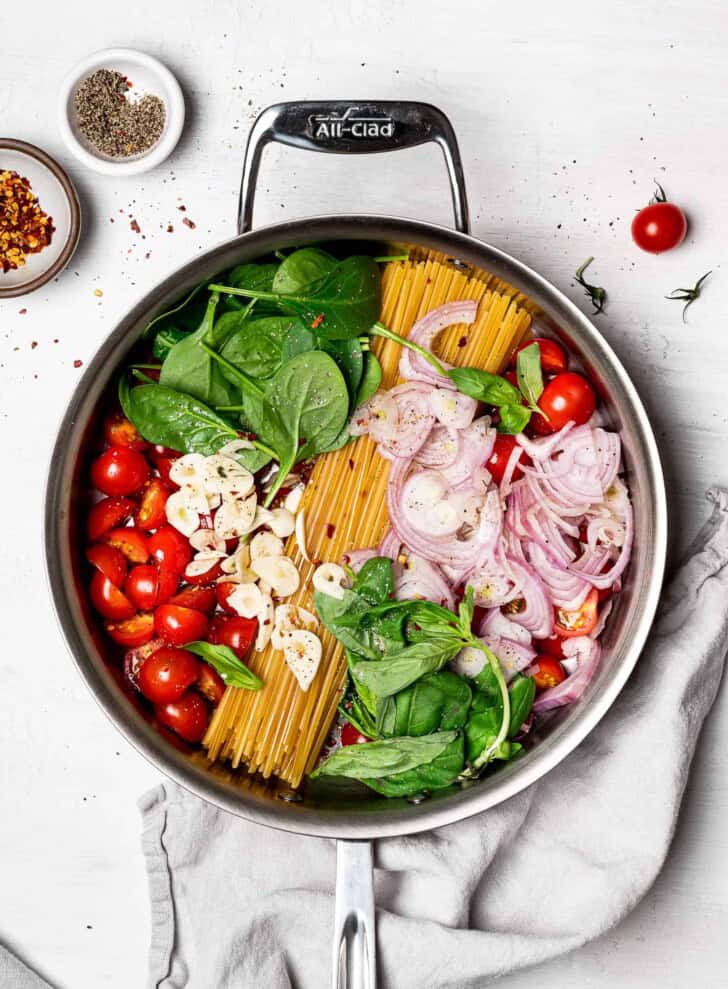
0, 139, 81, 299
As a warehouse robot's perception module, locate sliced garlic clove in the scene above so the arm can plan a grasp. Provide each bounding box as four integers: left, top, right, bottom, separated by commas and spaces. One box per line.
202, 455, 255, 498
227, 581, 265, 619
254, 506, 295, 538
218, 438, 255, 458
219, 542, 254, 581
250, 530, 284, 561
283, 630, 322, 691
169, 453, 206, 487
189, 529, 226, 554
313, 562, 348, 600
214, 493, 257, 540
271, 604, 318, 650
255, 592, 275, 651
179, 482, 211, 516
283, 483, 306, 515
250, 555, 300, 598
165, 490, 199, 537
295, 508, 310, 562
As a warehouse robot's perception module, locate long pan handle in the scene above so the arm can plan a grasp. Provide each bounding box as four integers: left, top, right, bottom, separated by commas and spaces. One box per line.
333, 839, 377, 989
238, 100, 470, 234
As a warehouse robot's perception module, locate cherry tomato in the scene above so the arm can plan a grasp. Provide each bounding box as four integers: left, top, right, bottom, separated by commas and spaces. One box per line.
215, 581, 240, 615
157, 563, 181, 604
532, 372, 596, 435
87, 496, 135, 542
90, 446, 150, 496
155, 691, 209, 743
154, 604, 209, 646
125, 564, 161, 611
554, 587, 599, 638
105, 612, 155, 648
147, 524, 193, 574
103, 410, 147, 451
209, 615, 257, 660
511, 337, 568, 374
138, 646, 200, 704
631, 201, 687, 254
104, 526, 149, 564
135, 477, 172, 531
86, 543, 127, 587
183, 558, 222, 586
169, 585, 217, 613
341, 723, 372, 746
531, 656, 567, 690
150, 445, 180, 487
486, 434, 528, 486
89, 571, 136, 620
124, 636, 164, 690
535, 632, 565, 659
197, 663, 225, 704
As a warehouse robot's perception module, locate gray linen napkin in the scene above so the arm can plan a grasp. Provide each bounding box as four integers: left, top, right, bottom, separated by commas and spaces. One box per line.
137, 488, 728, 989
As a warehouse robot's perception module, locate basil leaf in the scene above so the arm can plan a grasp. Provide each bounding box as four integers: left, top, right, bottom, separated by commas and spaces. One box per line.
384, 671, 472, 738
355, 352, 382, 407
122, 381, 270, 471
447, 366, 521, 406
516, 342, 544, 406
315, 589, 381, 660
508, 674, 536, 738
465, 688, 504, 763
184, 641, 262, 690
351, 556, 394, 606
349, 639, 460, 698
496, 403, 531, 435
366, 733, 464, 797
339, 690, 379, 739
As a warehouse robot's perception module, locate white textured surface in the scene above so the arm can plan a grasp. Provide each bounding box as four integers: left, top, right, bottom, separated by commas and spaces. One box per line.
0, 1, 725, 986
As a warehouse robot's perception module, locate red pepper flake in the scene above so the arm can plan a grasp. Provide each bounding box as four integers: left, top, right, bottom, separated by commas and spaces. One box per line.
348, 458, 355, 470
110, 217, 115, 223
31, 340, 38, 349
326, 523, 336, 539
73, 359, 83, 368
182, 217, 196, 229
310, 314, 325, 330
166, 224, 174, 233
53, 338, 59, 343
458, 336, 468, 348
19, 308, 27, 315
130, 218, 141, 234
177, 204, 187, 211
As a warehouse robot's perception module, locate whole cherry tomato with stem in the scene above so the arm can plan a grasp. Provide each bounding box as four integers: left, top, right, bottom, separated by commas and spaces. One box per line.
155, 691, 209, 743
631, 182, 687, 254
532, 372, 596, 435
138, 647, 200, 704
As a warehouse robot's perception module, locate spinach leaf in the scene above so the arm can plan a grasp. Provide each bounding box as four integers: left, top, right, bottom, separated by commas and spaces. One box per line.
311, 731, 463, 799
142, 282, 208, 339
281, 322, 316, 361
121, 381, 271, 471
508, 674, 536, 738
224, 262, 280, 312
272, 247, 336, 294
351, 556, 394, 606
219, 314, 301, 380
184, 641, 262, 691
159, 293, 239, 409
349, 639, 461, 699
381, 671, 472, 738
355, 352, 382, 407
322, 337, 364, 407
153, 326, 188, 361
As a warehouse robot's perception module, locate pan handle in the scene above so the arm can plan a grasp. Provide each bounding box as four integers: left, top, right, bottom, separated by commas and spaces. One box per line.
332, 839, 377, 989
238, 100, 470, 235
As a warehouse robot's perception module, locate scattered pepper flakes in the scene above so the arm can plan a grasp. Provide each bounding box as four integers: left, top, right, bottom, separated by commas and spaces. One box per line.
177, 204, 187, 211
0, 170, 54, 271
310, 314, 325, 330
93, 288, 103, 298
31, 340, 37, 349
326, 523, 336, 538
166, 224, 174, 233
19, 308, 27, 315
182, 217, 196, 229
457, 336, 468, 348
73, 359, 83, 368
130, 218, 140, 233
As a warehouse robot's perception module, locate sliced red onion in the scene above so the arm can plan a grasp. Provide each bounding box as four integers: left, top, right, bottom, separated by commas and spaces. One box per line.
378, 528, 401, 559
402, 471, 461, 537
502, 557, 553, 639
569, 500, 633, 590
466, 549, 522, 608
394, 552, 455, 610
440, 417, 495, 487
478, 607, 533, 646
525, 540, 591, 610
414, 424, 460, 469
590, 597, 613, 639
430, 388, 478, 429
399, 300, 478, 387
481, 633, 536, 682
341, 548, 377, 573
372, 384, 435, 459
532, 637, 601, 712
515, 422, 576, 461
500, 442, 525, 497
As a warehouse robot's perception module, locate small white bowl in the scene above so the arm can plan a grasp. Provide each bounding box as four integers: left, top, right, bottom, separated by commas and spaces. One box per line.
58, 48, 185, 176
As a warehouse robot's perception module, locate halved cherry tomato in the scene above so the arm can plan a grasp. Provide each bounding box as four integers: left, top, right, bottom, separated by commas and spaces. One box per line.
86, 543, 127, 587
104, 526, 149, 564
535, 632, 565, 659
341, 723, 371, 746
486, 434, 529, 486
150, 445, 180, 487
138, 646, 200, 704
215, 581, 239, 615
105, 612, 155, 647
87, 496, 136, 542
157, 563, 181, 603
631, 200, 687, 254
155, 691, 209, 743
90, 446, 150, 496
125, 564, 161, 611
124, 636, 164, 690
154, 604, 209, 646
135, 477, 172, 531
511, 337, 568, 374
554, 587, 599, 638
197, 663, 225, 704
209, 615, 257, 659
532, 372, 596, 435
169, 585, 217, 613
103, 410, 147, 451
89, 571, 136, 620
531, 655, 567, 690
147, 524, 193, 573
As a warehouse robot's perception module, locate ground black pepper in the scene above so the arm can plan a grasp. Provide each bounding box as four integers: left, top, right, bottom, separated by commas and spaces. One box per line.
74, 69, 165, 159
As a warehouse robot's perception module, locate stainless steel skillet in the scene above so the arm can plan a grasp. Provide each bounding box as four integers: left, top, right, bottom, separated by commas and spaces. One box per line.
45, 101, 667, 988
